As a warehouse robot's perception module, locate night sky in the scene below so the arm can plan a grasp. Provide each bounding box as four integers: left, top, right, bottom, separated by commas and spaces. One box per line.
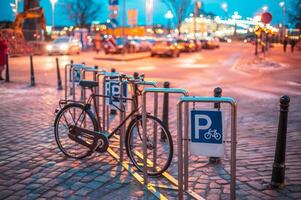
0, 0, 288, 27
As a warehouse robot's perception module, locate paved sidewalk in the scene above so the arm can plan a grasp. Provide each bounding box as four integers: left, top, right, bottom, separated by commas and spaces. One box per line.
0, 83, 153, 200
0, 78, 301, 199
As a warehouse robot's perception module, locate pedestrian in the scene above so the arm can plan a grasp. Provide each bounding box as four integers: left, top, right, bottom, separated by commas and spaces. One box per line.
0, 39, 8, 81
283, 37, 288, 52
94, 32, 101, 54
290, 39, 296, 53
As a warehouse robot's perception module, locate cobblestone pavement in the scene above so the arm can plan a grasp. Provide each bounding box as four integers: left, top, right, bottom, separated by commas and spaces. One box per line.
1, 44, 301, 199
0, 81, 300, 200
0, 84, 154, 200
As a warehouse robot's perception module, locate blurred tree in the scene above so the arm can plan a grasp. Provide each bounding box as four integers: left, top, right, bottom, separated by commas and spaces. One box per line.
64, 0, 102, 27
288, 0, 301, 28
288, 0, 301, 46
162, 0, 192, 35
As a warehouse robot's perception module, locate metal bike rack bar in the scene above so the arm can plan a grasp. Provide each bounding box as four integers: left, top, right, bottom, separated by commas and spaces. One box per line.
64, 63, 105, 101
141, 87, 189, 187
96, 71, 120, 131
177, 96, 237, 200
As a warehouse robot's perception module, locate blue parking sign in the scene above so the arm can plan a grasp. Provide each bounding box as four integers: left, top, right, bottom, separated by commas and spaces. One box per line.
105, 80, 127, 105
109, 0, 118, 5
191, 110, 223, 144
190, 110, 224, 157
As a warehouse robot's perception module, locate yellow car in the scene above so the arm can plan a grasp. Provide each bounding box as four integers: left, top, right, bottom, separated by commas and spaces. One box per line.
150, 40, 181, 57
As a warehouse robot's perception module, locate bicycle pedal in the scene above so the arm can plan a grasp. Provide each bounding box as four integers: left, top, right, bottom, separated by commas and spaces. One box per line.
115, 129, 121, 135
87, 150, 94, 157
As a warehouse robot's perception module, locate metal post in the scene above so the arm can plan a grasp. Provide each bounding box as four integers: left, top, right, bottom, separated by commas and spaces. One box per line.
231, 100, 237, 200
72, 62, 76, 102
102, 76, 107, 131
271, 95, 290, 188
56, 57, 63, 90
81, 71, 86, 101
142, 92, 148, 186
110, 68, 117, 115
177, 102, 184, 200
119, 76, 125, 162
5, 54, 9, 82
29, 55, 35, 87
183, 102, 189, 190
161, 81, 170, 140
153, 92, 158, 169
69, 60, 74, 96
209, 87, 222, 164
94, 66, 99, 118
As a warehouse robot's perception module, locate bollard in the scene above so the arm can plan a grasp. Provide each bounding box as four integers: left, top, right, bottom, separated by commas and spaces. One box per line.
110, 68, 117, 115
56, 58, 63, 90
30, 55, 35, 87
271, 95, 290, 188
209, 87, 222, 164
5, 53, 9, 82
93, 65, 98, 81
161, 81, 170, 140
132, 72, 139, 118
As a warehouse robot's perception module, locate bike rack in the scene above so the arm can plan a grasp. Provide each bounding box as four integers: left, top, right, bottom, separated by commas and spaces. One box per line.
62, 63, 172, 199
62, 63, 237, 200
177, 96, 237, 200
141, 87, 189, 195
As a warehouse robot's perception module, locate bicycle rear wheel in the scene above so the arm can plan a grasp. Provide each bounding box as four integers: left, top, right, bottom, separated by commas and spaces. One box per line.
54, 103, 98, 159
125, 115, 173, 176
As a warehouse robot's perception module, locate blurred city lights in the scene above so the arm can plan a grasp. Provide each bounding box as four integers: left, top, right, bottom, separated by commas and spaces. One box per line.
165, 10, 174, 19
221, 3, 228, 12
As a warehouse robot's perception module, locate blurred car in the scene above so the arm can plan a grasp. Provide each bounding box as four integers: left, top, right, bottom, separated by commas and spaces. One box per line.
150, 40, 181, 57
193, 39, 203, 51
201, 37, 220, 49
177, 39, 196, 52
46, 36, 82, 55
103, 36, 125, 54
244, 37, 256, 44
127, 39, 141, 53
219, 37, 232, 43
136, 38, 154, 51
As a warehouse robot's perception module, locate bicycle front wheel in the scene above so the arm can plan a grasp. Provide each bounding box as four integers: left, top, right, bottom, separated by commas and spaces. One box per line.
125, 115, 173, 176
54, 103, 98, 159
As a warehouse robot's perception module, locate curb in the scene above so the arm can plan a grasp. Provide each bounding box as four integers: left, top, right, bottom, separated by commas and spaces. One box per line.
93, 54, 150, 62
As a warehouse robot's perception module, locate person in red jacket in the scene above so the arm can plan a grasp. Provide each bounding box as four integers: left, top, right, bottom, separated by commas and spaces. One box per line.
0, 39, 8, 80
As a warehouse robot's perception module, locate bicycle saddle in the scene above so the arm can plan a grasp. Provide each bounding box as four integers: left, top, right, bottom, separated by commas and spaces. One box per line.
79, 80, 98, 88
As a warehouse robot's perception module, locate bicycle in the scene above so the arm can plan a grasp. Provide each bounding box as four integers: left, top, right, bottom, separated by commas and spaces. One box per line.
204, 129, 222, 140
54, 73, 173, 176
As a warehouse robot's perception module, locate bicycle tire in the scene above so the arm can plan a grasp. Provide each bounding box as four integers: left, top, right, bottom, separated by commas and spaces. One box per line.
125, 114, 173, 176
54, 103, 99, 159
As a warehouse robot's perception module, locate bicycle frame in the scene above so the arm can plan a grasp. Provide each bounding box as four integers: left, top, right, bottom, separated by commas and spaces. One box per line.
82, 82, 141, 140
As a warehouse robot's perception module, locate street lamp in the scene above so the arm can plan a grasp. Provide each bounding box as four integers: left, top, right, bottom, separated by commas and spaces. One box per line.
165, 10, 174, 34
279, 1, 286, 41
50, 0, 58, 32
232, 11, 241, 36
221, 3, 228, 18
262, 6, 268, 12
